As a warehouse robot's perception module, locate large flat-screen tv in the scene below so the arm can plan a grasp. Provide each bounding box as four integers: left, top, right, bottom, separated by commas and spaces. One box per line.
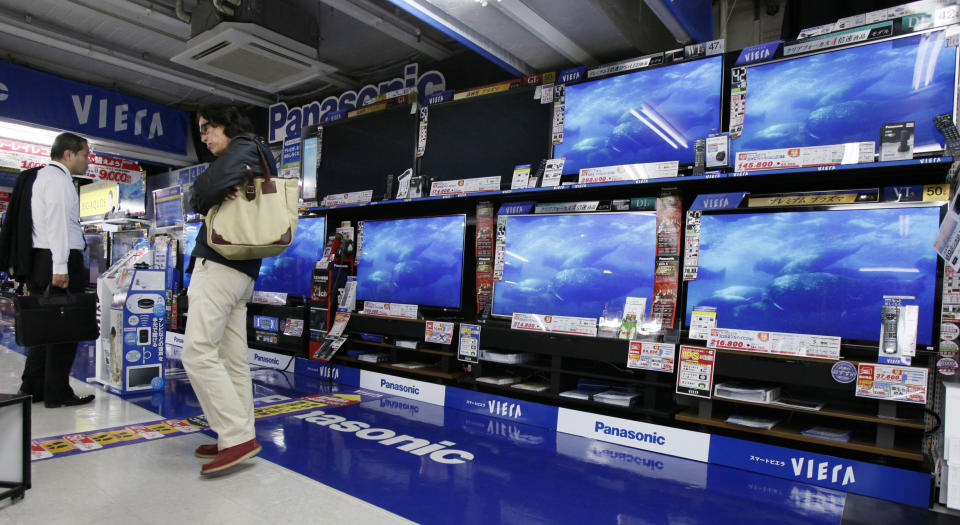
356, 215, 466, 309
555, 56, 724, 175
418, 87, 552, 182
182, 222, 201, 289
493, 212, 658, 320
305, 104, 417, 199
255, 215, 326, 298
684, 204, 942, 345
734, 29, 958, 155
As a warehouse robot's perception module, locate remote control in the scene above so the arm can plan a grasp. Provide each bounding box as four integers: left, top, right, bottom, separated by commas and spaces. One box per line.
881, 305, 899, 354
935, 113, 960, 156
693, 139, 706, 176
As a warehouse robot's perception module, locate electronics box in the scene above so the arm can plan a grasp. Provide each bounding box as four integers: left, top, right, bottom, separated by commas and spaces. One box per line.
714, 383, 781, 404
480, 349, 534, 364
706, 134, 730, 168
95, 262, 166, 395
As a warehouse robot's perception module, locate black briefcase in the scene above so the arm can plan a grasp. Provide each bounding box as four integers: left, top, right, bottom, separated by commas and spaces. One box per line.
14, 287, 99, 346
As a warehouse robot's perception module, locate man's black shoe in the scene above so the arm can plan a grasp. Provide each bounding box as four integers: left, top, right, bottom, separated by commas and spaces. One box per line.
16, 389, 43, 403
45, 394, 95, 408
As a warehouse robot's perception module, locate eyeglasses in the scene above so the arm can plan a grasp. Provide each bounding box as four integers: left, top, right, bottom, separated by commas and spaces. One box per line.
199, 121, 213, 136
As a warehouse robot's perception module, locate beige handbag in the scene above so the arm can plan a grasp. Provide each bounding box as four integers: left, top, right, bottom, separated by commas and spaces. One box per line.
205, 143, 299, 260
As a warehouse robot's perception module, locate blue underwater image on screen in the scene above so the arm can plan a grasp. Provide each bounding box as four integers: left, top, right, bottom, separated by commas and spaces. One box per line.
493, 212, 658, 319
357, 215, 466, 308
182, 222, 201, 289
685, 206, 941, 344
255, 216, 327, 298
737, 30, 957, 153
556, 56, 723, 174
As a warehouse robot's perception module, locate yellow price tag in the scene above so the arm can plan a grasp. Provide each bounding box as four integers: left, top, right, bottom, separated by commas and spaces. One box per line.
923, 184, 949, 201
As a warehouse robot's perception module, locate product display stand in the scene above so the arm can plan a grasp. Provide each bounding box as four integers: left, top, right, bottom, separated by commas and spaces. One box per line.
0, 393, 30, 502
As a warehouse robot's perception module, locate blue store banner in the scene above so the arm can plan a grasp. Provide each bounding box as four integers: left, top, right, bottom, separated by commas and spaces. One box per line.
295, 358, 362, 387
735, 41, 784, 66
708, 435, 930, 507
558, 66, 588, 85
445, 387, 559, 429
690, 192, 748, 210
0, 60, 189, 155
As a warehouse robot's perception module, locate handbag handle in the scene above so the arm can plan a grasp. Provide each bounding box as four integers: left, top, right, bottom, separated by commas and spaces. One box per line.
42, 283, 72, 301
243, 139, 276, 201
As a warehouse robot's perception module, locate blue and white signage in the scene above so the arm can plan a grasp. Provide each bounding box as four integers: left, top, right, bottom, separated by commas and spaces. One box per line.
830, 361, 858, 383
268, 63, 446, 143
248, 349, 294, 370
735, 41, 783, 65
0, 59, 189, 155
360, 370, 446, 405
708, 435, 930, 507
293, 358, 361, 386
556, 408, 711, 462
691, 192, 748, 210
558, 66, 588, 84
446, 387, 558, 429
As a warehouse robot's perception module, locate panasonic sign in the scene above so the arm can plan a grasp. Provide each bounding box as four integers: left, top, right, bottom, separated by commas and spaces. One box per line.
360, 371, 445, 405
294, 410, 473, 464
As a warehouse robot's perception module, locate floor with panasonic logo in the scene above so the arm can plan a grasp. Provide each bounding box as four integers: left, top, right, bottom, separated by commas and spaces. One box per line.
1, 334, 948, 524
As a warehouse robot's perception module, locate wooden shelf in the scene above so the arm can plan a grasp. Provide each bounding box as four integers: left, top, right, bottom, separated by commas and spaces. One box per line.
352, 339, 455, 357
676, 410, 922, 462
555, 368, 673, 389
351, 313, 426, 324
335, 355, 462, 380
478, 359, 554, 373
710, 396, 926, 429
715, 348, 854, 364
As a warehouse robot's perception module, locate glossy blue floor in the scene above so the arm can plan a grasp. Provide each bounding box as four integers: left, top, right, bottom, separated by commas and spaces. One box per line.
0, 330, 957, 524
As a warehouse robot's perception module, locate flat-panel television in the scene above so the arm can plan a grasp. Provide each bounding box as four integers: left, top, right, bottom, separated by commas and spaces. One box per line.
356, 215, 466, 308
418, 88, 552, 182
493, 212, 658, 319
255, 216, 326, 298
735, 29, 958, 155
556, 56, 724, 175
685, 204, 941, 344
310, 105, 417, 198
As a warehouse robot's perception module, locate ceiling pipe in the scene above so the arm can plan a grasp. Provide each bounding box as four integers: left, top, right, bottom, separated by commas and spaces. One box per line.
175, 0, 190, 23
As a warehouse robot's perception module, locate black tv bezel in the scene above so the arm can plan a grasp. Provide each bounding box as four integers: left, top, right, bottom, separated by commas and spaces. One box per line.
305, 103, 419, 199
490, 210, 660, 320
415, 85, 555, 183
679, 200, 947, 352
355, 213, 468, 311
554, 53, 726, 177
734, 26, 960, 158
252, 214, 328, 300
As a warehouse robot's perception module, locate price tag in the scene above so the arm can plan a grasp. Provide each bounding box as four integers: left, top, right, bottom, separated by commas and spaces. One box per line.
676, 346, 715, 398
923, 184, 949, 201
458, 323, 481, 363
688, 307, 716, 339
425, 321, 455, 345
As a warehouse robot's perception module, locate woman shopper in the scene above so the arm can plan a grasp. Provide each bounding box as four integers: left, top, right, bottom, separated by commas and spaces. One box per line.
183, 106, 276, 475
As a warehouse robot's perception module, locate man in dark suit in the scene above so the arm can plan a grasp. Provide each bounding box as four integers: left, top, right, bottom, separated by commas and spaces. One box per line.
17, 133, 95, 408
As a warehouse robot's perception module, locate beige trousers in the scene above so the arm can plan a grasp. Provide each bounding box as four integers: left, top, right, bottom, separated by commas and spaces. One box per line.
182, 258, 256, 449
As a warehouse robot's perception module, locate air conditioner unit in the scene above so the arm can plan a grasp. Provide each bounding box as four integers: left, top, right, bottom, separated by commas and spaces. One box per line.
171, 22, 338, 92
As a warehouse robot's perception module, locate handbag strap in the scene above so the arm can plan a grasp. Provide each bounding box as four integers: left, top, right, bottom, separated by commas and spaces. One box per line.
243, 138, 276, 200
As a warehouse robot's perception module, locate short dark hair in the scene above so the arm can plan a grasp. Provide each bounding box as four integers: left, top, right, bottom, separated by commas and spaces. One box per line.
51, 133, 88, 160
197, 106, 254, 138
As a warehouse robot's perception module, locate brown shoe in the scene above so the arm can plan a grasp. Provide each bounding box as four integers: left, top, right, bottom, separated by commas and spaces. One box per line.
200, 438, 261, 475
194, 443, 218, 458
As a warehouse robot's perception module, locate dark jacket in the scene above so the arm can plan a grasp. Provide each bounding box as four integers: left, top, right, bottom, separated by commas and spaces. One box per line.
0, 166, 41, 281
187, 133, 277, 280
